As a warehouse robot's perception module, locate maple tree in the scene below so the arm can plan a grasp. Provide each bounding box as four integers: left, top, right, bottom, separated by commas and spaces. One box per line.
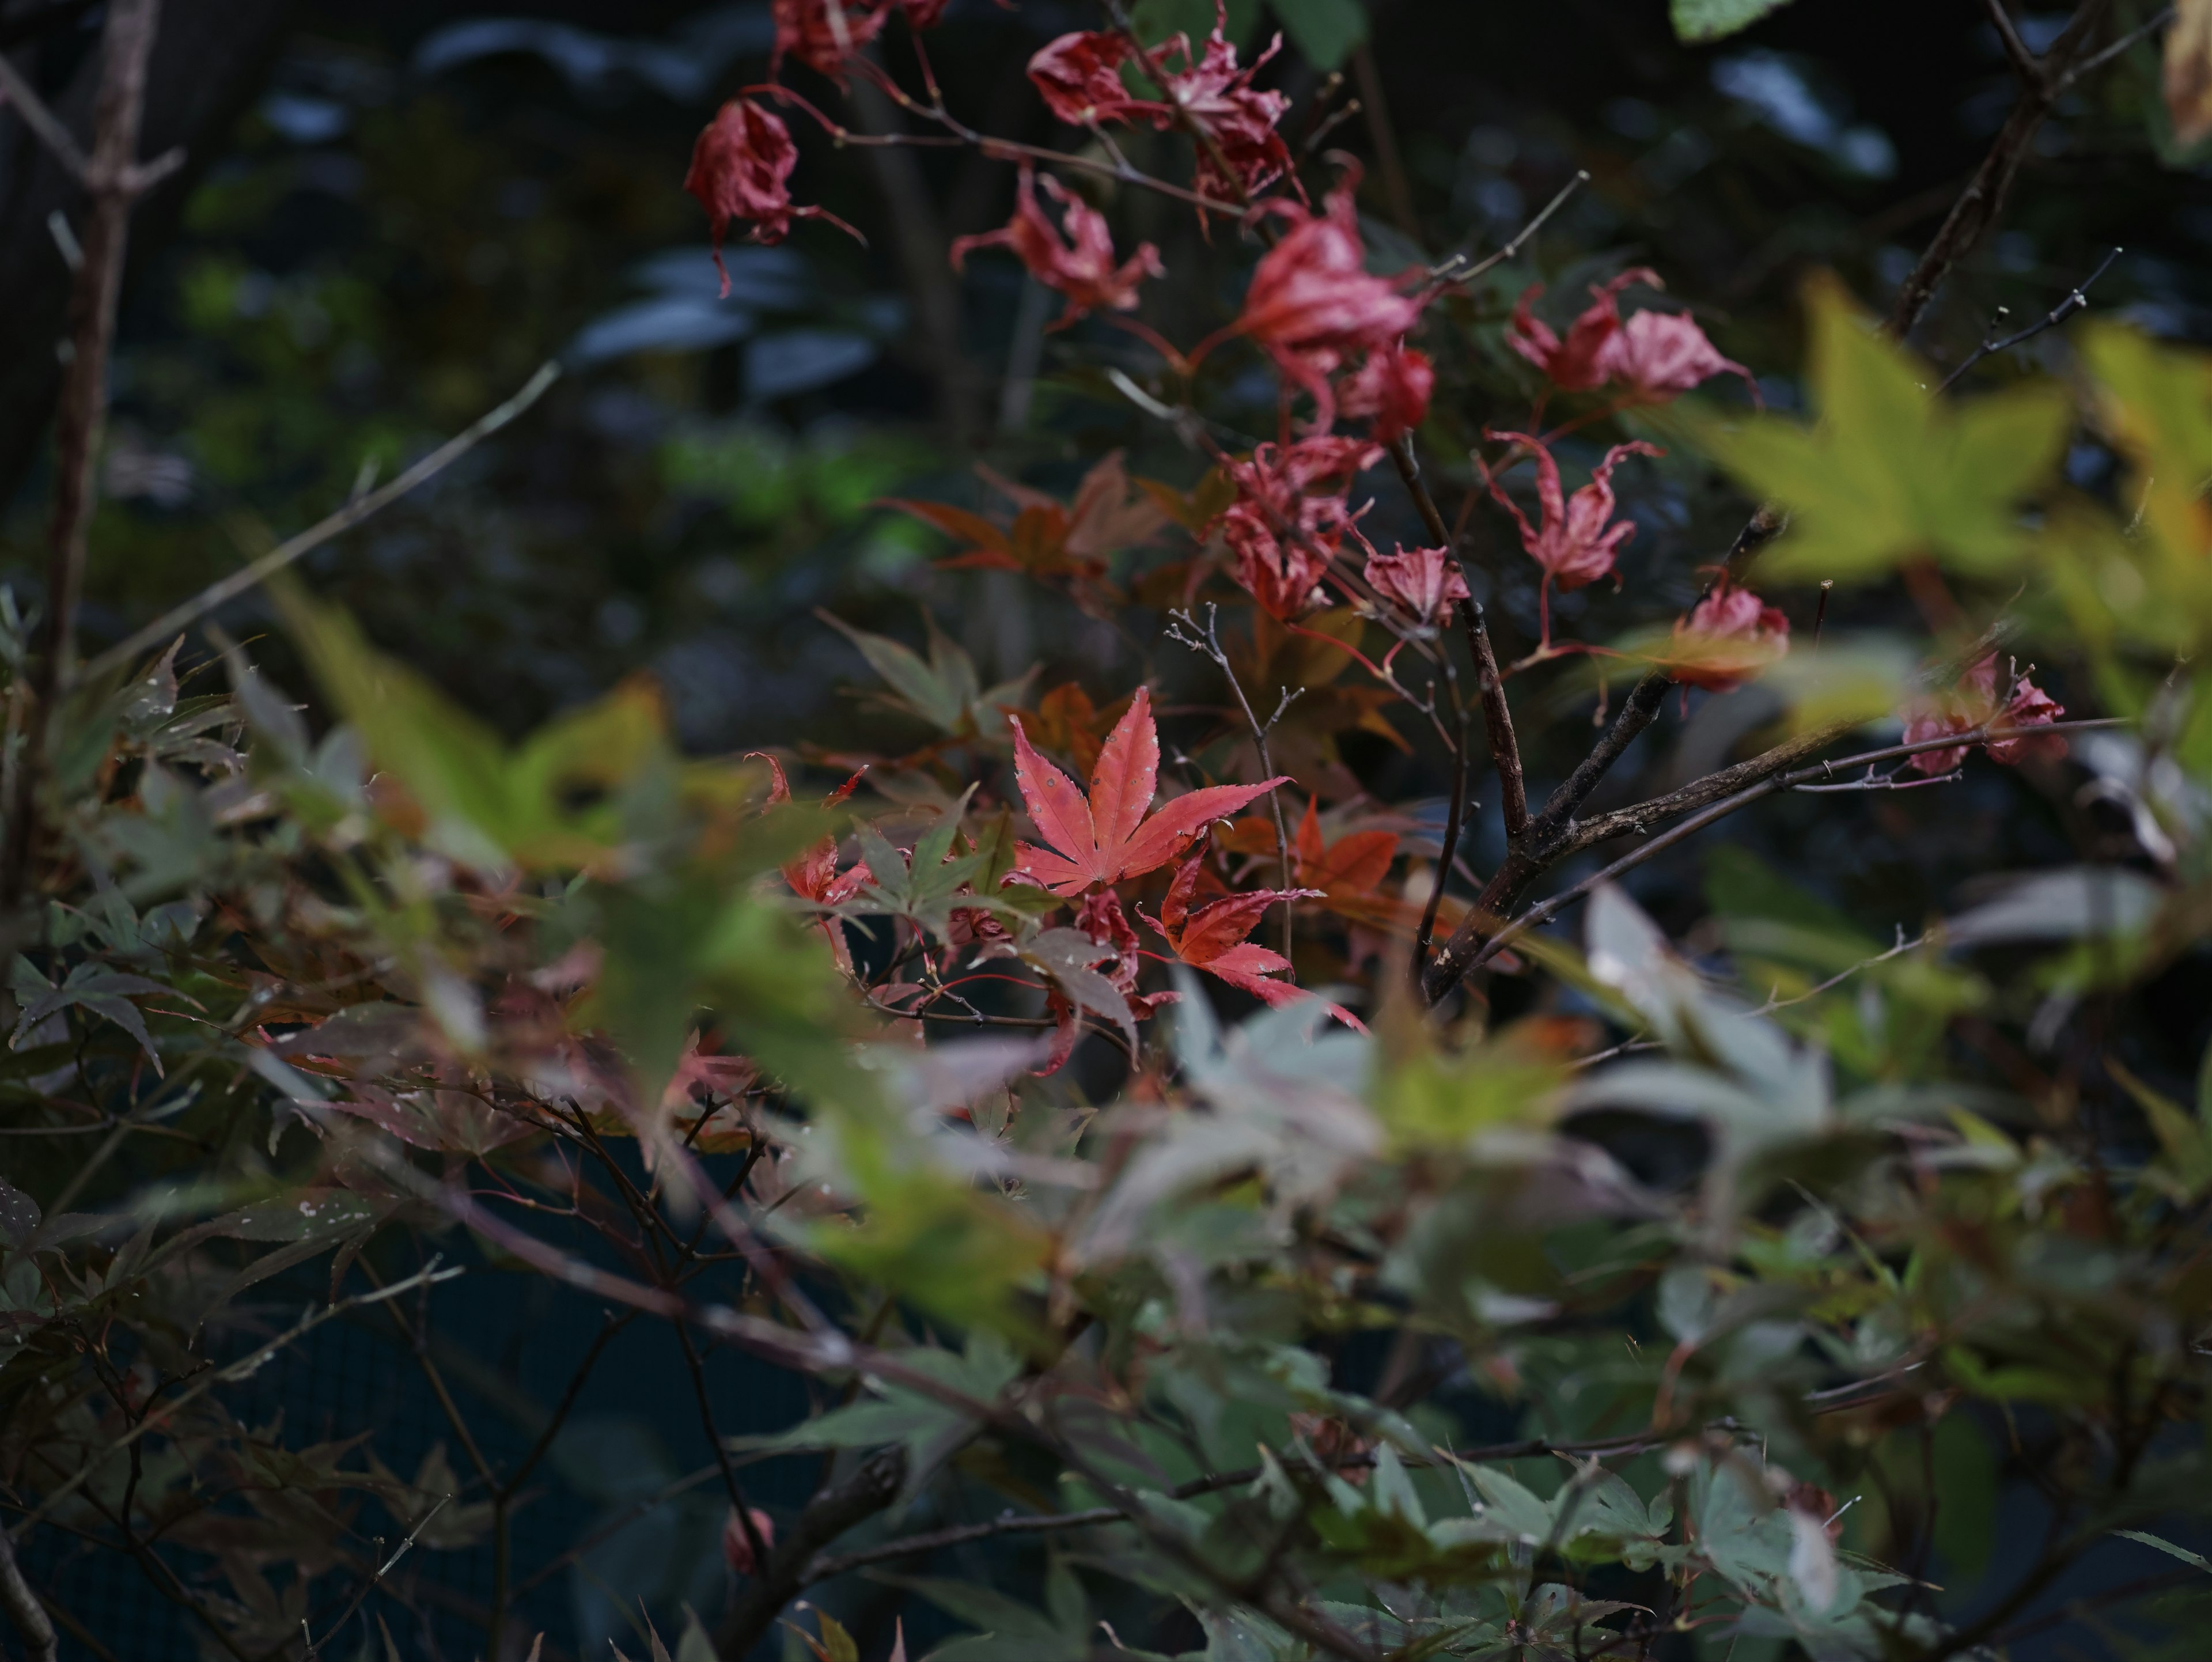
11, 2, 2212, 1661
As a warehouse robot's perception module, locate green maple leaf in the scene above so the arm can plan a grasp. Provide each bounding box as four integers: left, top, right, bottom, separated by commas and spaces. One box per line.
1692, 274, 2073, 586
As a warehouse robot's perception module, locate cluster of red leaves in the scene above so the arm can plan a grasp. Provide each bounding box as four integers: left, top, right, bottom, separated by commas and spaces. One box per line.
1508, 267, 1757, 407
1027, 11, 1291, 202
1904, 653, 2066, 774
1234, 181, 1427, 433
1211, 436, 1381, 620
677, 0, 1808, 1059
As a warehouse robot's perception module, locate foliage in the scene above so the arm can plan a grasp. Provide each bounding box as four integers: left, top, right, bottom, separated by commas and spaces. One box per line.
5, 2, 2212, 1662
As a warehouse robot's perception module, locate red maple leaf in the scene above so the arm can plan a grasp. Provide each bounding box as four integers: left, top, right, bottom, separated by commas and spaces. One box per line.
1143, 856, 1363, 1030
1006, 686, 1287, 898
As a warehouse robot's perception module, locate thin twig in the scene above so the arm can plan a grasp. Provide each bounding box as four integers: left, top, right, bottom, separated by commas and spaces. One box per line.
1167, 604, 1297, 956
1461, 716, 2123, 975
1887, 0, 2119, 338
0, 52, 89, 177
1938, 245, 2120, 391
81, 362, 562, 684
1429, 171, 1590, 289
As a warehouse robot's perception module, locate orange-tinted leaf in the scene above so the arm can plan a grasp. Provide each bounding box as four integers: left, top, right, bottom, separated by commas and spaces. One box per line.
881, 498, 1012, 557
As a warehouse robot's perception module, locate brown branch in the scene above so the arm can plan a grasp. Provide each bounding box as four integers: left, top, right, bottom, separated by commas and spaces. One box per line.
1388, 437, 1527, 847
1425, 0, 2143, 1006
0, 1532, 57, 1662
0, 0, 163, 913
1885, 0, 2116, 339
0, 51, 90, 177
1420, 508, 1784, 1002
714, 1445, 908, 1660
1457, 715, 2124, 977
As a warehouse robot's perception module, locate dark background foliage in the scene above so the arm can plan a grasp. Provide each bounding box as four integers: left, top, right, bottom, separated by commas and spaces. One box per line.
0, 0, 2203, 1656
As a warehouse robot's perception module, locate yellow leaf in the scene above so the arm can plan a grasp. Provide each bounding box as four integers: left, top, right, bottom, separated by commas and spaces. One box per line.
1688, 274, 2070, 586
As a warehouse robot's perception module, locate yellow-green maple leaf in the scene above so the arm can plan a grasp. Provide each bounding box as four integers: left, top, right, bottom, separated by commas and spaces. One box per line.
1692, 274, 2073, 586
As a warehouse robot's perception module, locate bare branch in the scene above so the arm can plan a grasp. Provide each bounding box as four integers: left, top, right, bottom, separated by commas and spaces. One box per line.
1887, 0, 2119, 338
0, 52, 89, 177
1167, 604, 1298, 955
1428, 171, 1590, 289
0, 1531, 57, 1662
1460, 715, 2124, 976
80, 361, 561, 684
1981, 0, 2045, 90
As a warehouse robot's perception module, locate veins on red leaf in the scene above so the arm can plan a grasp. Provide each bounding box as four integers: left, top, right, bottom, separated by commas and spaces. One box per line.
1361, 541, 1468, 631
1006, 686, 1288, 896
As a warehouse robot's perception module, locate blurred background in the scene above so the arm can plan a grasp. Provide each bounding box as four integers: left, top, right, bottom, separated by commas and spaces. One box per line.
1, 0, 2202, 1655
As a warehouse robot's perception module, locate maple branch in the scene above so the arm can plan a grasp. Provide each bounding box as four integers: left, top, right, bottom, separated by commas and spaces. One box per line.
1457, 716, 2124, 976
1416, 676, 1473, 977
1, 0, 164, 912
1168, 604, 1296, 957
1886, 0, 2118, 339
0, 51, 89, 178
1388, 437, 1528, 847
1425, 0, 2145, 1004
1938, 245, 2120, 391
81, 361, 561, 685
1420, 506, 1784, 1002
1427, 169, 1590, 290
0, 1532, 56, 1662
715, 1446, 909, 1660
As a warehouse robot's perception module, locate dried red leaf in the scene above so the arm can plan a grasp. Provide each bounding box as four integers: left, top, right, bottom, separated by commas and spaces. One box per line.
1904, 653, 2066, 775
950, 167, 1164, 325
1213, 436, 1381, 619
1236, 177, 1425, 431
1338, 342, 1434, 442
1027, 31, 1153, 125
1506, 267, 1658, 393
773, 0, 890, 81
1665, 581, 1790, 692
684, 98, 859, 294
1362, 542, 1468, 630
1483, 433, 1661, 598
